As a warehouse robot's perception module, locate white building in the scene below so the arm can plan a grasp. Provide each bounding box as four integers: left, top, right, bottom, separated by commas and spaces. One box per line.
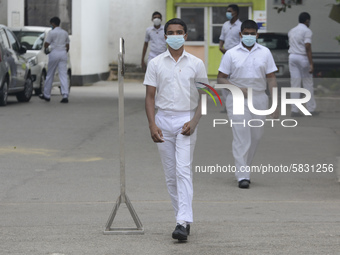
0, 0, 339, 85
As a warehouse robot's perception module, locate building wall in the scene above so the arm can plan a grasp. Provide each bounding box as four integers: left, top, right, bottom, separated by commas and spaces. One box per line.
108, 0, 166, 66
72, 0, 110, 85
5, 0, 111, 85
267, 0, 340, 53
7, 0, 24, 27
0, 0, 7, 25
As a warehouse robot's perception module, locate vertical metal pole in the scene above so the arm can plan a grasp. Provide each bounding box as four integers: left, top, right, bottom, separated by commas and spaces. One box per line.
104, 38, 143, 234
118, 49, 126, 203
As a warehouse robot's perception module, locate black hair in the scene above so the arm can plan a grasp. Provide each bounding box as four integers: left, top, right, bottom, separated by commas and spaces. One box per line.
164, 18, 187, 34
241, 19, 258, 32
299, 12, 311, 23
50, 17, 61, 26
227, 4, 239, 16
152, 11, 162, 19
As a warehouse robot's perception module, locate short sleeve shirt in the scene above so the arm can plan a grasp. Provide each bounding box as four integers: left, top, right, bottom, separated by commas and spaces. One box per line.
218, 43, 278, 92
145, 25, 167, 60
219, 19, 242, 51
288, 23, 312, 55
45, 27, 70, 51
143, 50, 208, 111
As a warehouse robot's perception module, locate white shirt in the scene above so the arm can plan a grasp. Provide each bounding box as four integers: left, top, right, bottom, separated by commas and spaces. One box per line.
219, 43, 277, 92
145, 25, 167, 60
144, 50, 208, 112
45, 27, 70, 52
219, 19, 242, 51
288, 23, 312, 55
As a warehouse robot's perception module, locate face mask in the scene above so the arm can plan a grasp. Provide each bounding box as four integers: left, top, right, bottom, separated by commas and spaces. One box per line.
242, 34, 257, 47
153, 18, 161, 26
166, 35, 185, 50
226, 12, 233, 20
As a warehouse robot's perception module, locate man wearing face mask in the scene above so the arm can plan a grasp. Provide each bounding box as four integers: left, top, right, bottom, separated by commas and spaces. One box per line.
288, 12, 317, 117
144, 18, 208, 241
217, 20, 279, 189
219, 4, 242, 54
141, 11, 167, 72
219, 4, 242, 113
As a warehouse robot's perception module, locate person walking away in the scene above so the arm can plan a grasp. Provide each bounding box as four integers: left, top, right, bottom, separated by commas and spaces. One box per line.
39, 16, 70, 103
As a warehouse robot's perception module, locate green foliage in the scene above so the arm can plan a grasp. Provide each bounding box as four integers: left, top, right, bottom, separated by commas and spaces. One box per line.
336, 35, 340, 44
273, 0, 302, 13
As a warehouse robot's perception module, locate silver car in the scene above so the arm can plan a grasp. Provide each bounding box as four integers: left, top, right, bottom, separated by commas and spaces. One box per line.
12, 26, 71, 95
257, 33, 290, 87
0, 24, 33, 106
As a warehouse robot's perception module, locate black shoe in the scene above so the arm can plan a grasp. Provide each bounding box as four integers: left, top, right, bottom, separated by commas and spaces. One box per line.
238, 179, 250, 189
291, 112, 303, 117
172, 224, 188, 241
39, 94, 50, 102
60, 98, 69, 103
186, 224, 190, 236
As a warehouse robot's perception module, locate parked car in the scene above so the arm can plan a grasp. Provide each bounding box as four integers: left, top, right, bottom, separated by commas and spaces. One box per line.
12, 26, 72, 95
257, 33, 290, 87
0, 24, 33, 106
257, 32, 340, 82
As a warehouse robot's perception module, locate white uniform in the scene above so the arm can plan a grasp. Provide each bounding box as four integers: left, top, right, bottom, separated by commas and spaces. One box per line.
219, 19, 242, 51
144, 50, 207, 224
219, 43, 277, 181
44, 27, 70, 99
144, 25, 167, 63
288, 23, 316, 113
219, 19, 242, 108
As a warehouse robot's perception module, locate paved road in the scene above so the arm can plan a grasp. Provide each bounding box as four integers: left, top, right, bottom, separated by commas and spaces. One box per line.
1, 81, 339, 255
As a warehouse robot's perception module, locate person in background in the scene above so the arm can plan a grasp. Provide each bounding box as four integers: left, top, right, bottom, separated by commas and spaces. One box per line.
288, 12, 317, 117
219, 4, 242, 113
39, 16, 70, 103
141, 11, 167, 72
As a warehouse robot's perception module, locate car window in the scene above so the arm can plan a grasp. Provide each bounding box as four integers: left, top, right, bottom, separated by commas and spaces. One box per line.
0, 29, 10, 48
6, 30, 20, 52
13, 31, 45, 50
257, 34, 289, 50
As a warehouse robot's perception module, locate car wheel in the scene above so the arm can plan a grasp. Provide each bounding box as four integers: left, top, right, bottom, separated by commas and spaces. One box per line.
35, 71, 46, 95
16, 75, 33, 102
0, 79, 8, 106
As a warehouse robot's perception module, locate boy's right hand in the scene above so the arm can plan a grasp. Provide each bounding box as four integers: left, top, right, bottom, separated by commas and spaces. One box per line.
149, 124, 164, 143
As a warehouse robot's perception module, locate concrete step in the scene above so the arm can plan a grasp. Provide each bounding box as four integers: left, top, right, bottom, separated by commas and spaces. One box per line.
108, 63, 144, 81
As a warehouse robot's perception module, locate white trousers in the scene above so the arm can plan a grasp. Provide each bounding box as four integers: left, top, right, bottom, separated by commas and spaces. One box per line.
226, 91, 268, 181
155, 110, 197, 224
44, 50, 69, 99
289, 54, 316, 113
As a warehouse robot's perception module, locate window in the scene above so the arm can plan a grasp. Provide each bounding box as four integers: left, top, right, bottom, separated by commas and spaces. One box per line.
180, 8, 205, 42
25, 0, 72, 34
0, 29, 10, 48
13, 31, 45, 50
257, 34, 289, 50
6, 30, 19, 52
211, 6, 250, 44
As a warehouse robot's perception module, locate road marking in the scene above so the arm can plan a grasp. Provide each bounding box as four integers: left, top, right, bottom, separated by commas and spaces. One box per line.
0, 146, 57, 156
0, 147, 104, 162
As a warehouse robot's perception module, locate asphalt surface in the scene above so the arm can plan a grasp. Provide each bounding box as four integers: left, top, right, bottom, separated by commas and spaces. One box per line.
0, 80, 339, 255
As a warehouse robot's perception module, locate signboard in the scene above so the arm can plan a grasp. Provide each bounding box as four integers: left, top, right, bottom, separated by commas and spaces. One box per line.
254, 10, 267, 32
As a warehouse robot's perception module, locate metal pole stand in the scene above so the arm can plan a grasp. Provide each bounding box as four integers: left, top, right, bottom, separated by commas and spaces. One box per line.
104, 38, 144, 235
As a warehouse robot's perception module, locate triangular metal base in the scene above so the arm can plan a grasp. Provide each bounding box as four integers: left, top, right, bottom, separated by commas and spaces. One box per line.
103, 193, 144, 235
